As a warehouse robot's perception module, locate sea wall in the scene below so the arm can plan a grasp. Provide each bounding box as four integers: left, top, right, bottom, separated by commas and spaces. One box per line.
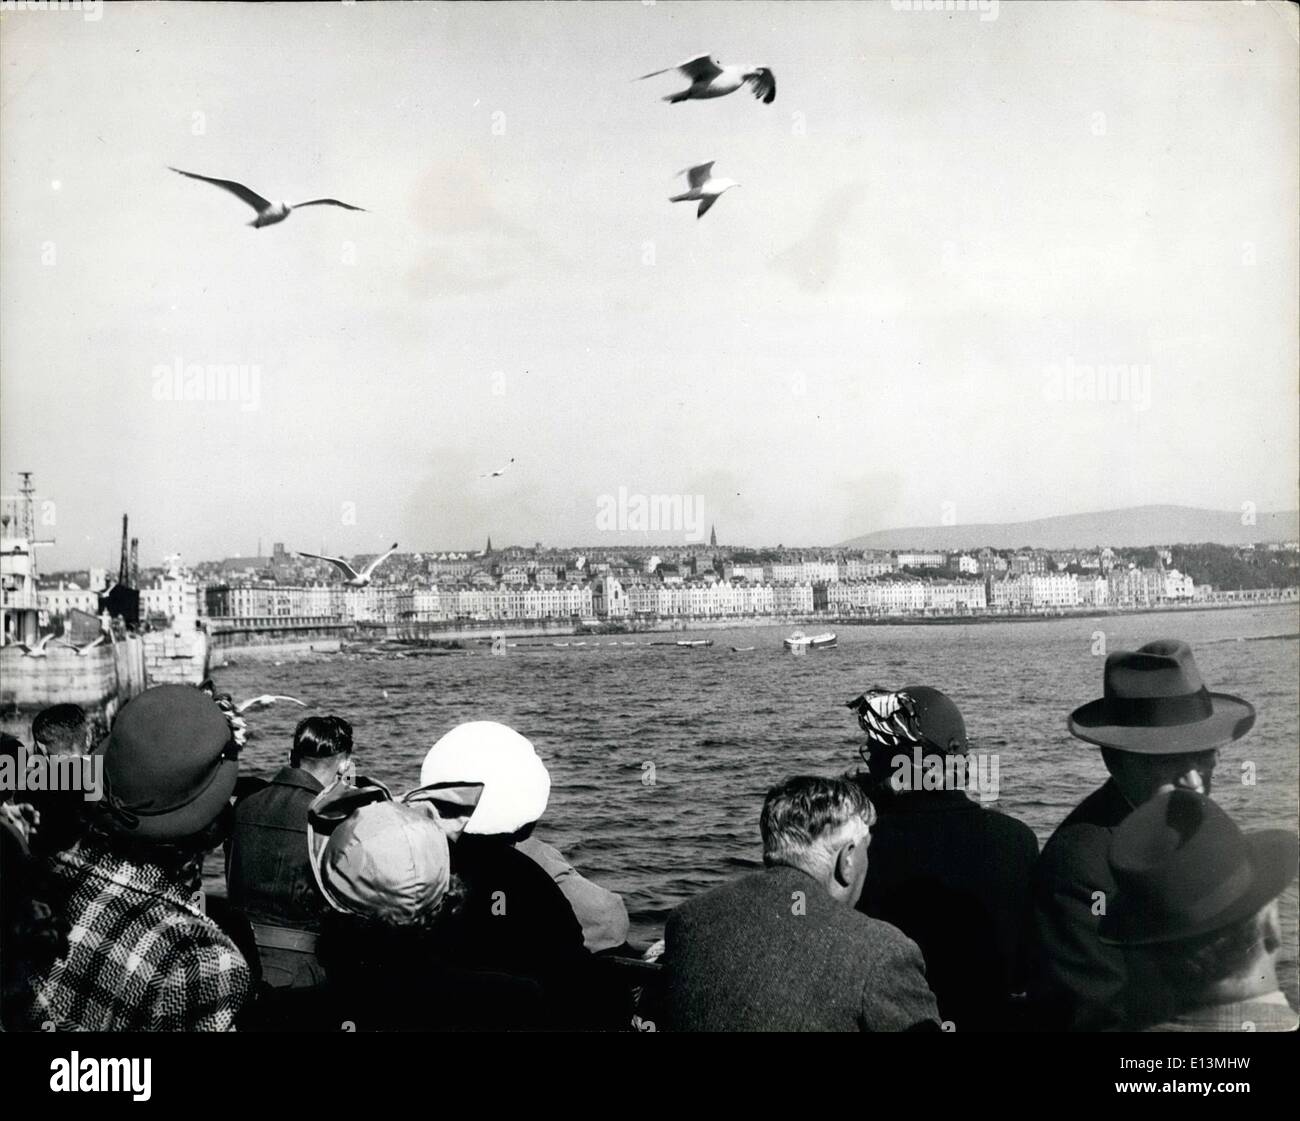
0, 635, 146, 741
142, 627, 210, 685
209, 624, 351, 653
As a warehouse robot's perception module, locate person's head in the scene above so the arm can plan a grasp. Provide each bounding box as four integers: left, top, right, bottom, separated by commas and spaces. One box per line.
90, 684, 241, 871
1134, 901, 1283, 1013
846, 685, 968, 793
1101, 746, 1218, 804
291, 716, 354, 785
760, 775, 877, 906
1102, 789, 1298, 1016
1069, 640, 1254, 807
32, 704, 91, 757
419, 721, 549, 842
307, 781, 467, 932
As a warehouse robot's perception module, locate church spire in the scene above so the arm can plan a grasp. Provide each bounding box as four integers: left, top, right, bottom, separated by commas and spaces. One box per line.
710, 524, 717, 548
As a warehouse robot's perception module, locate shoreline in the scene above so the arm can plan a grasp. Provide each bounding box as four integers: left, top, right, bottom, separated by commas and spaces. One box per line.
206, 597, 1298, 650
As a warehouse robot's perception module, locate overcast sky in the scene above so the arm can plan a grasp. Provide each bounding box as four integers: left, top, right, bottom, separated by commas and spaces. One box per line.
2, 0, 1296, 569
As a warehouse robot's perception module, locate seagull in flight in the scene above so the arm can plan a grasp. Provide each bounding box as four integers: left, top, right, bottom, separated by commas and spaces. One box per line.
670, 162, 740, 219
481, 458, 515, 479
15, 633, 59, 658
296, 542, 399, 587
638, 54, 776, 105
169, 167, 367, 229
236, 694, 308, 715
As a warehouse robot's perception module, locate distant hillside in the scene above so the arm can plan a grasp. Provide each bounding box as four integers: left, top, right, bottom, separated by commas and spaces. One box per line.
839, 506, 1300, 551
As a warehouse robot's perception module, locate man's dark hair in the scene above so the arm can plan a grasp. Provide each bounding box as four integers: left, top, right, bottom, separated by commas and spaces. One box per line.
761, 775, 875, 866
291, 716, 354, 767
32, 705, 88, 755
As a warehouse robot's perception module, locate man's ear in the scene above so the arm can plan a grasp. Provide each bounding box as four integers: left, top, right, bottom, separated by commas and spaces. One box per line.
1261, 901, 1282, 951
834, 838, 857, 888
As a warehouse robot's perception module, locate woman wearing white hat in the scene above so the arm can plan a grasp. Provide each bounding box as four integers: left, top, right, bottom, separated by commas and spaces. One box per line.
421, 721, 630, 954
420, 721, 629, 1026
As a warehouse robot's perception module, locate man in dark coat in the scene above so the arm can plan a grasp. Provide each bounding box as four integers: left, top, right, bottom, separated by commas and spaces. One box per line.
660, 775, 940, 1032
227, 715, 355, 989
1033, 640, 1256, 1031
847, 686, 1040, 1031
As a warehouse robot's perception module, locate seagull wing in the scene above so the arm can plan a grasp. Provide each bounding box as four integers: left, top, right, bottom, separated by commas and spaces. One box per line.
296, 551, 361, 581
170, 167, 271, 212
697, 195, 719, 220
681, 161, 715, 190
359, 542, 399, 580
677, 54, 724, 81
236, 694, 307, 714
745, 68, 776, 104
638, 53, 723, 82
291, 199, 367, 212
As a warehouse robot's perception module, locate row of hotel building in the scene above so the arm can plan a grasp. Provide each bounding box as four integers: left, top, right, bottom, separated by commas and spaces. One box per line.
35, 565, 1201, 627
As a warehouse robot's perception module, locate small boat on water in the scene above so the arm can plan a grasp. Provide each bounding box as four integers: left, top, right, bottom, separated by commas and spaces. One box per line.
676, 639, 714, 648
783, 630, 837, 652
730, 645, 756, 652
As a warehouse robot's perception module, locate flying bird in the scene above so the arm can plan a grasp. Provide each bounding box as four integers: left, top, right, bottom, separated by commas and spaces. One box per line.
169, 167, 367, 229
670, 162, 740, 219
637, 54, 776, 104
236, 694, 308, 715
481, 458, 515, 479
296, 542, 399, 587
15, 633, 59, 658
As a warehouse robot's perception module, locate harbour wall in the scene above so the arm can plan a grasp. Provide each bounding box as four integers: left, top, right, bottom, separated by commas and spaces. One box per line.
0, 629, 210, 743
1, 636, 146, 742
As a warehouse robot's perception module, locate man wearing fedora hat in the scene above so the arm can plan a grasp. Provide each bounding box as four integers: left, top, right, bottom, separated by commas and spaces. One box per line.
1033, 640, 1257, 1031
1102, 789, 1297, 1031
19, 685, 252, 1031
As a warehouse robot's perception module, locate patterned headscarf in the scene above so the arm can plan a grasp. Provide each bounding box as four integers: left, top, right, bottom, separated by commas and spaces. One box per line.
846, 686, 968, 758
847, 689, 928, 752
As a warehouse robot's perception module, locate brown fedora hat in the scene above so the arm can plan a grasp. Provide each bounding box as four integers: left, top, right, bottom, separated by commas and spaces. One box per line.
1100, 789, 1298, 946
1067, 639, 1255, 754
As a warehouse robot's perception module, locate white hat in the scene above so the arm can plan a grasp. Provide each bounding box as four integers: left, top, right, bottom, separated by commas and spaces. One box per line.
420, 721, 550, 835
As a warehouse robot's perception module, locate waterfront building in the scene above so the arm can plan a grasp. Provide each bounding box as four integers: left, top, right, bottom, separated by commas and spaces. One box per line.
396, 587, 448, 622
988, 574, 1035, 611
771, 583, 814, 615
140, 575, 200, 622
1107, 566, 1165, 607
39, 582, 104, 619
1029, 573, 1080, 608
592, 575, 630, 619
924, 580, 987, 613
1163, 569, 1196, 600
1077, 575, 1109, 607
